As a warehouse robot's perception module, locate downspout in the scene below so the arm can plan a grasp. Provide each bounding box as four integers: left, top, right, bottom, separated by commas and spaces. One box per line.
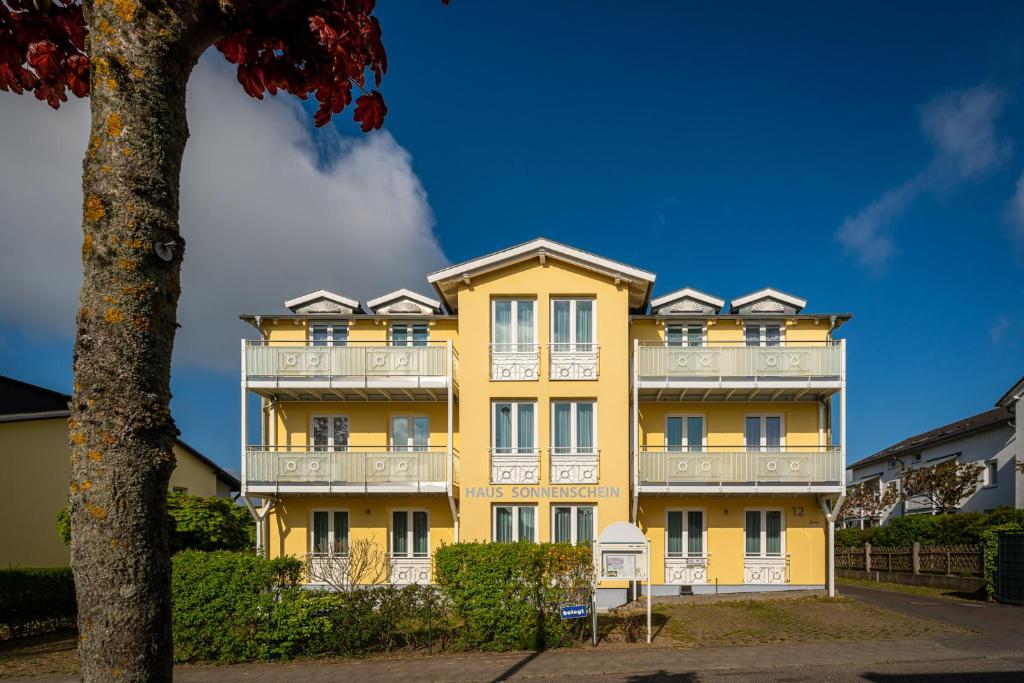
820, 494, 846, 597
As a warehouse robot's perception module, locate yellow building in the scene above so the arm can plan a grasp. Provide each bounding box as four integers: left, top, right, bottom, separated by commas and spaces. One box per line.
240, 239, 848, 603
0, 375, 240, 568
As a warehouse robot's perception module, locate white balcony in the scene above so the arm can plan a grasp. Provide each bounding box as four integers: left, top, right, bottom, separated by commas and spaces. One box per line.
549, 448, 600, 484
548, 343, 599, 381
390, 556, 432, 584
489, 343, 540, 381
744, 555, 789, 584
635, 341, 844, 401
490, 448, 540, 485
244, 447, 453, 494
243, 340, 455, 400
665, 555, 710, 585
305, 553, 431, 586
637, 447, 844, 494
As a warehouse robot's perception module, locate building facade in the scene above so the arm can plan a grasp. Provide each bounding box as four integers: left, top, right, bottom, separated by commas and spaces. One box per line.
0, 375, 239, 567
240, 239, 849, 602
845, 377, 1023, 527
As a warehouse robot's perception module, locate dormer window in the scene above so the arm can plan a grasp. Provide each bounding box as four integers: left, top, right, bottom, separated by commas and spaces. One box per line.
744, 323, 782, 347
667, 323, 704, 347
309, 322, 348, 347
391, 322, 428, 347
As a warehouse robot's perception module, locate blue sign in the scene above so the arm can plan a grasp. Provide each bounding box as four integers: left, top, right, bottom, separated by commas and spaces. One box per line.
560, 604, 589, 620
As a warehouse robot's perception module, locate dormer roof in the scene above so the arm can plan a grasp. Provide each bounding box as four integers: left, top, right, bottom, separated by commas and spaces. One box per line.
365, 288, 442, 315
650, 287, 725, 315
427, 237, 656, 311
729, 288, 806, 314
284, 290, 360, 314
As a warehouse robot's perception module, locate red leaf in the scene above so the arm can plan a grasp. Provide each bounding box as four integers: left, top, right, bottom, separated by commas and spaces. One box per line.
353, 90, 386, 132
27, 40, 59, 80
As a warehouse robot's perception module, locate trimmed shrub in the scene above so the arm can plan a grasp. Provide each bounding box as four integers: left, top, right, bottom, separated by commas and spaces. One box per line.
434, 542, 592, 651
835, 508, 1024, 548
171, 550, 304, 662
0, 567, 76, 639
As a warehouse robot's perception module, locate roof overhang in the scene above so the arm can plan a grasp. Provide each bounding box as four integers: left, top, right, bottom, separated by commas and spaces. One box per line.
427, 238, 656, 311
730, 288, 807, 313
365, 288, 442, 313
284, 290, 360, 312
650, 287, 725, 311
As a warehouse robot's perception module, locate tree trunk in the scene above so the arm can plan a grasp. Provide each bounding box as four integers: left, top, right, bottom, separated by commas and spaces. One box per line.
69, 2, 211, 680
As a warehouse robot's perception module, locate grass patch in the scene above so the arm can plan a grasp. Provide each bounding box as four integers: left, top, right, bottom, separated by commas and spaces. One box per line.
837, 577, 986, 602
650, 596, 966, 648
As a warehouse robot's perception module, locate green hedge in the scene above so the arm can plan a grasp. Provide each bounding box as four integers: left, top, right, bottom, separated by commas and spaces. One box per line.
0, 567, 76, 639
836, 507, 1024, 548
434, 542, 593, 651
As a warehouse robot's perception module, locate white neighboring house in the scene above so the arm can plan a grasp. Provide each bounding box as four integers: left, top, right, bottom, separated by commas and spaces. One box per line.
845, 376, 1023, 527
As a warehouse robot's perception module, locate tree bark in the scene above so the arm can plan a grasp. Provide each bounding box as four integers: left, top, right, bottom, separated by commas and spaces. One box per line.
69, 2, 213, 680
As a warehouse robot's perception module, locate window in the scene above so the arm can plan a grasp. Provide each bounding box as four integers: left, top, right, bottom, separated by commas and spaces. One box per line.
390, 322, 428, 347
552, 401, 596, 454
552, 505, 595, 545
666, 415, 704, 452
666, 510, 705, 557
551, 299, 595, 351
493, 505, 536, 542
985, 459, 998, 487
392, 510, 429, 557
745, 509, 784, 557
745, 414, 783, 451
744, 322, 782, 347
493, 401, 536, 454
172, 486, 188, 494
391, 416, 429, 451
666, 323, 704, 347
311, 415, 349, 451
309, 321, 348, 347
312, 510, 349, 555
492, 299, 535, 352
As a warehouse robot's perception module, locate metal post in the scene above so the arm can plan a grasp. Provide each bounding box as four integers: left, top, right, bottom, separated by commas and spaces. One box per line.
591, 538, 598, 646
646, 538, 652, 644
631, 339, 639, 523
240, 339, 247, 496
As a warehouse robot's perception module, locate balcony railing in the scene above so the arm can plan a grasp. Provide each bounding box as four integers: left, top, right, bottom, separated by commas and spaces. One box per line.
549, 448, 600, 484
490, 447, 540, 485
244, 340, 452, 384
245, 446, 453, 491
744, 555, 790, 584
489, 343, 541, 381
549, 343, 600, 380
636, 341, 843, 382
665, 554, 710, 585
638, 446, 843, 488
305, 553, 431, 586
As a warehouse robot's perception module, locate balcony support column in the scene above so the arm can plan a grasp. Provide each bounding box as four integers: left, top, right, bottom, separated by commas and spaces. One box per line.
631, 339, 639, 523
447, 340, 458, 542
820, 494, 846, 598
241, 339, 247, 496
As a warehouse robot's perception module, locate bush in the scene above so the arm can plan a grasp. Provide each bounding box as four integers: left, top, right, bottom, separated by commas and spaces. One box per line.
0, 567, 76, 639
835, 508, 1024, 548
58, 492, 255, 554
434, 542, 592, 651
171, 550, 304, 662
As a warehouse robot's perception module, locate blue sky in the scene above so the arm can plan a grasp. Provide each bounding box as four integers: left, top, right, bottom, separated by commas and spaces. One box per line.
2, 1, 1023, 477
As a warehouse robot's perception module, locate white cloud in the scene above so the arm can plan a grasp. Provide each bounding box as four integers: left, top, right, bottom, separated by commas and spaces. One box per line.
836, 84, 1011, 271
0, 54, 447, 370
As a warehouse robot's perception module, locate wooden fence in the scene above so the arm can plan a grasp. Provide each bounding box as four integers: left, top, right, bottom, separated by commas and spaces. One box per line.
835, 543, 983, 577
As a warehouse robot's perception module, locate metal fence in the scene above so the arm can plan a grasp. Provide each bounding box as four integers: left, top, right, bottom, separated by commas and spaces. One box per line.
996, 532, 1024, 605
835, 543, 984, 577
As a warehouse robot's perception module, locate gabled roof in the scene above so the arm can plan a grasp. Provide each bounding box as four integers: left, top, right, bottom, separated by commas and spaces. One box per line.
427, 238, 656, 311
996, 376, 1024, 409
848, 406, 1012, 470
365, 288, 442, 313
0, 375, 69, 418
284, 290, 360, 313
650, 287, 725, 311
174, 439, 240, 491
729, 287, 807, 313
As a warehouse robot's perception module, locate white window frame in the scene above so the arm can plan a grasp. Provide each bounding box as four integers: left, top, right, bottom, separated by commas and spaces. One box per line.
550, 298, 597, 347
389, 321, 429, 347
390, 509, 430, 558
665, 508, 706, 558
550, 400, 598, 454
743, 320, 785, 347
665, 413, 706, 452
491, 298, 537, 351
744, 507, 786, 558
666, 322, 706, 347
492, 504, 537, 542
308, 320, 349, 347
310, 414, 349, 451
492, 400, 537, 454
310, 507, 350, 556
984, 459, 999, 488
389, 414, 430, 451
744, 413, 785, 450
551, 504, 597, 545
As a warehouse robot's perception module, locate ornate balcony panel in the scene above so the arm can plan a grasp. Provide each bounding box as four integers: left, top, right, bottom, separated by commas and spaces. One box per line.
490, 449, 540, 485
637, 342, 842, 382
489, 344, 540, 381
638, 447, 843, 488
665, 556, 710, 585
549, 450, 599, 484
743, 555, 789, 584
548, 344, 599, 381
390, 556, 431, 584
244, 448, 451, 491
